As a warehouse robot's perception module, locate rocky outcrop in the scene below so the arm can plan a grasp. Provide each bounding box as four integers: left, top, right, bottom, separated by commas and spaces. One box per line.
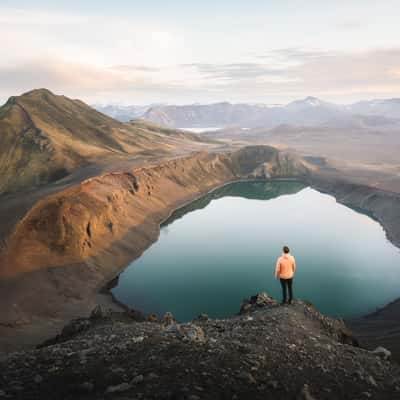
1, 294, 399, 399
348, 296, 400, 363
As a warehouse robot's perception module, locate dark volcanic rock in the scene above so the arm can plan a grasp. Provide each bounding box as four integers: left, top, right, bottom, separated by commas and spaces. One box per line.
1, 293, 399, 399
240, 292, 278, 313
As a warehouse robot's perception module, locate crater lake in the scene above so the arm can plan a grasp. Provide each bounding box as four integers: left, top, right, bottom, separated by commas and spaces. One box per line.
112, 181, 400, 321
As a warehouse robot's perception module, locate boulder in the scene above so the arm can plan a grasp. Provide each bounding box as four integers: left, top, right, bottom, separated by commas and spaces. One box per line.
240, 292, 277, 314
181, 324, 206, 343
162, 312, 175, 326
372, 346, 391, 360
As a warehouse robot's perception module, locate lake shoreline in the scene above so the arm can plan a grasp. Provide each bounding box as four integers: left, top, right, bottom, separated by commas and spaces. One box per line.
102, 176, 307, 295
104, 173, 400, 361
1, 146, 309, 352
1, 147, 400, 355
109, 179, 400, 321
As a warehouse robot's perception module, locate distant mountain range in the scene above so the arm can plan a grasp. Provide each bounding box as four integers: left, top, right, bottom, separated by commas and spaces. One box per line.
4, 89, 397, 194
346, 98, 400, 119
93, 104, 155, 122
94, 97, 400, 129
204, 111, 400, 165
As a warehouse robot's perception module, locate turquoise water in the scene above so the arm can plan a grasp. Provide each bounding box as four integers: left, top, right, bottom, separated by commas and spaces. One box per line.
112, 181, 400, 321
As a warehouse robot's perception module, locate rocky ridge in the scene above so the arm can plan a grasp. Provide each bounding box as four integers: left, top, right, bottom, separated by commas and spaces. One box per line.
1, 293, 399, 399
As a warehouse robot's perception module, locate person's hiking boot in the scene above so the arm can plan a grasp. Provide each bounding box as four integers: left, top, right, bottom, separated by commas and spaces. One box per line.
288, 299, 292, 305
280, 301, 287, 305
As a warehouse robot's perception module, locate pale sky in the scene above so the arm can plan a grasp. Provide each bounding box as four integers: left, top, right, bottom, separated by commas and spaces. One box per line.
1, 0, 399, 105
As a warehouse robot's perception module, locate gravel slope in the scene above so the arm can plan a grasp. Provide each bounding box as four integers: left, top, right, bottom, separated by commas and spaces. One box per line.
1, 294, 399, 400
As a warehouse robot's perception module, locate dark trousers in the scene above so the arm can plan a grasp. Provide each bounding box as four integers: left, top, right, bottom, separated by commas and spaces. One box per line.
280, 278, 293, 303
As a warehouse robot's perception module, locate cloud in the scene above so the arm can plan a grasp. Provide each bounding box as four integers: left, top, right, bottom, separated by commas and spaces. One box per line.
257, 48, 334, 62
0, 62, 129, 92
336, 18, 366, 31
0, 7, 184, 68
181, 48, 400, 97
0, 60, 213, 104
181, 48, 400, 102
0, 8, 86, 25
182, 63, 288, 81
111, 65, 161, 73
292, 48, 400, 89
0, 6, 399, 104
180, 49, 339, 90
1, 47, 400, 105
0, 61, 168, 104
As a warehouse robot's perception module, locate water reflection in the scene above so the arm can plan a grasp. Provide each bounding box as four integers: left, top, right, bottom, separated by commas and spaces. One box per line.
112, 181, 400, 322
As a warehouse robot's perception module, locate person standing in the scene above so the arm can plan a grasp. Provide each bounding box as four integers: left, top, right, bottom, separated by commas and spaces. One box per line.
275, 246, 296, 304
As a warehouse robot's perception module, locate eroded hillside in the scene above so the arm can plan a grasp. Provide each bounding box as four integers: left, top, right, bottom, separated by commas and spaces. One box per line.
0, 146, 310, 351
0, 89, 209, 193
0, 146, 309, 279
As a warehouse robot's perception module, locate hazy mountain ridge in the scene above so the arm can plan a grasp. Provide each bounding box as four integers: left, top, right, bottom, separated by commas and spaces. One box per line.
94, 104, 155, 122
95, 97, 400, 128
201, 111, 400, 166
348, 98, 400, 119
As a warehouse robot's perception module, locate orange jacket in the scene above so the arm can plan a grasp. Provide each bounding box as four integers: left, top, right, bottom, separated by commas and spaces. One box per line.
275, 253, 296, 279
